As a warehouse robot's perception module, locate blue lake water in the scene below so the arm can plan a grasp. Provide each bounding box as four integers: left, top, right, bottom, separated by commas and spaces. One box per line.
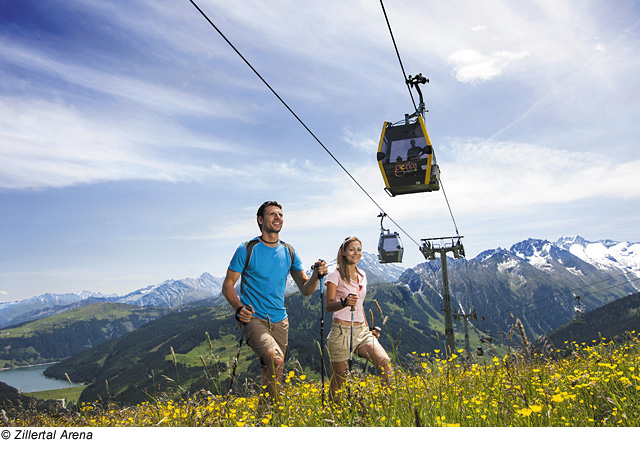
0, 363, 83, 393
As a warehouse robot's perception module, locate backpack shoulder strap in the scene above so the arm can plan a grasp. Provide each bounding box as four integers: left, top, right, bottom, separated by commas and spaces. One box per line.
243, 238, 295, 273
243, 238, 260, 274
279, 240, 295, 270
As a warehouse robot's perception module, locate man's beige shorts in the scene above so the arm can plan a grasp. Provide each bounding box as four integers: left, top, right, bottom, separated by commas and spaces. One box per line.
326, 322, 378, 363
244, 316, 288, 366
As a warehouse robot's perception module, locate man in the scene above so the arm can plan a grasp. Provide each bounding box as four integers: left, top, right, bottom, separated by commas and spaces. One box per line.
222, 201, 327, 399
406, 139, 423, 160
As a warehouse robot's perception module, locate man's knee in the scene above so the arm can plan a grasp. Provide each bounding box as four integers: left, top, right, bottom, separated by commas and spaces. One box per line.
262, 346, 285, 373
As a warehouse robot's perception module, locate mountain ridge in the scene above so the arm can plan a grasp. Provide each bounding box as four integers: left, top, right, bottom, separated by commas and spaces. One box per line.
2, 236, 638, 329
399, 235, 639, 339
0, 252, 403, 328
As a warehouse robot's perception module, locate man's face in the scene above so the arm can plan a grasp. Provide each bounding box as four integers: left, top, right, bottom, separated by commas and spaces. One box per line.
259, 205, 283, 233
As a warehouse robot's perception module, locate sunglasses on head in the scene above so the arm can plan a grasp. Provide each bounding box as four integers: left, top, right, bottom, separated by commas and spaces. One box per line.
341, 236, 359, 249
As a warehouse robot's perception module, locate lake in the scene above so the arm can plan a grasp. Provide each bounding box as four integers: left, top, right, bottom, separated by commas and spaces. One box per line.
0, 363, 83, 393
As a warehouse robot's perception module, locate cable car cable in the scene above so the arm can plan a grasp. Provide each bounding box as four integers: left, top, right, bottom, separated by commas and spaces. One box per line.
439, 180, 460, 236
489, 270, 639, 320
517, 276, 640, 318
482, 272, 640, 326
468, 273, 640, 343
379, 0, 417, 112
188, 0, 424, 249
471, 274, 640, 345
379, 0, 463, 238
485, 273, 640, 324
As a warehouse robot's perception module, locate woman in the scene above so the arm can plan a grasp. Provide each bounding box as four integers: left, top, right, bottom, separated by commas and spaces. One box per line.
324, 236, 392, 401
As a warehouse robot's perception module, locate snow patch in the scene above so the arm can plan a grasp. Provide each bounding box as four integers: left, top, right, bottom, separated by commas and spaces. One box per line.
497, 260, 518, 272
566, 267, 584, 276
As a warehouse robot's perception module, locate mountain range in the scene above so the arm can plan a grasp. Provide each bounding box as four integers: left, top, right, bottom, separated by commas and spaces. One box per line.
0, 273, 225, 328
1, 235, 639, 405
399, 235, 639, 338
1, 236, 638, 331
0, 253, 404, 328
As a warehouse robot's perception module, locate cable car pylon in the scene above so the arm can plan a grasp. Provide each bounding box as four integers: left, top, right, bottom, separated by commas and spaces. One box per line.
421, 236, 465, 358
453, 308, 477, 362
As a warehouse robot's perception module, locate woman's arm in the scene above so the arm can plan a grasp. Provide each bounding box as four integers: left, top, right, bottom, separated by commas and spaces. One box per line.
325, 282, 357, 312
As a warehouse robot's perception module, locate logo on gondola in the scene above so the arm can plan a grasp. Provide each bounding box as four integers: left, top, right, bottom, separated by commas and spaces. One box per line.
394, 161, 418, 177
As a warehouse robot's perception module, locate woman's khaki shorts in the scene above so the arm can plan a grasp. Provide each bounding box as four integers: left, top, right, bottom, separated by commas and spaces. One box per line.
244, 316, 288, 367
326, 322, 377, 363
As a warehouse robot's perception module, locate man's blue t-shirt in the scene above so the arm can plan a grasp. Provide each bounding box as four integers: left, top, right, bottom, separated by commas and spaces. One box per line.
228, 238, 304, 323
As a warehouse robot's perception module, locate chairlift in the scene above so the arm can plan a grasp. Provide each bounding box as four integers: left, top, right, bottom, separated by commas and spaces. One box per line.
377, 213, 403, 264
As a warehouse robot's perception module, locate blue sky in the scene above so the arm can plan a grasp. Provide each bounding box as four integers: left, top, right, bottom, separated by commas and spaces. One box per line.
1, 0, 639, 303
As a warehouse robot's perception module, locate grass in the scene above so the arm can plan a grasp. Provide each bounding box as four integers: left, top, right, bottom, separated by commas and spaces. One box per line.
27, 386, 86, 404
0, 303, 142, 339
2, 330, 640, 427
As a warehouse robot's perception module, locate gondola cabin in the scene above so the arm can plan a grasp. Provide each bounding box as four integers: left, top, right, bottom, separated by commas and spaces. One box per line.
376, 115, 440, 196
573, 305, 586, 324
378, 230, 404, 264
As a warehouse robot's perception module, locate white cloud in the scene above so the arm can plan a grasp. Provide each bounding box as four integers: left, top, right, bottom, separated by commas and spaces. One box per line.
0, 99, 220, 189
443, 139, 640, 213
448, 49, 530, 83
341, 126, 380, 154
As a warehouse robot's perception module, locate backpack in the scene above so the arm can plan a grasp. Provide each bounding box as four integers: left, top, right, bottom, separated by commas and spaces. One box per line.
242, 238, 295, 275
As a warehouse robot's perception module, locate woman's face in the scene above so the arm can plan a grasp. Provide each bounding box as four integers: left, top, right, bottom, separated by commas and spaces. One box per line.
341, 239, 362, 265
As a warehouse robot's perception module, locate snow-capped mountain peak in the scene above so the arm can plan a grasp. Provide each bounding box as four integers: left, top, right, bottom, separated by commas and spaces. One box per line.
555, 235, 640, 275
284, 251, 406, 294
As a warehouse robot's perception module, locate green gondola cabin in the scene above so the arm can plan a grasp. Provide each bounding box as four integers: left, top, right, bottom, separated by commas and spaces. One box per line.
378, 229, 404, 264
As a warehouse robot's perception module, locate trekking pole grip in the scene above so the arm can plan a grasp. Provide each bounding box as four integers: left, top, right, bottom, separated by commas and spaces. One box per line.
312, 260, 325, 280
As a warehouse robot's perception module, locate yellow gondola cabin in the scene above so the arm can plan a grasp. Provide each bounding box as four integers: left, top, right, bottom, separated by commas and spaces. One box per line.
376, 115, 440, 196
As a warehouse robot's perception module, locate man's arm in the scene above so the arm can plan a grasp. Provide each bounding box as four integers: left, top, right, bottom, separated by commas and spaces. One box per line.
222, 269, 253, 323
291, 260, 328, 296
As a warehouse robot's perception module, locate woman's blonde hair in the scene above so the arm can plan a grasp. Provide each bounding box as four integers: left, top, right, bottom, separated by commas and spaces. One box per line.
337, 236, 362, 282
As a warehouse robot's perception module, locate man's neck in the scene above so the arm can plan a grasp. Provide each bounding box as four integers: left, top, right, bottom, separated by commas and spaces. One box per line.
260, 233, 279, 246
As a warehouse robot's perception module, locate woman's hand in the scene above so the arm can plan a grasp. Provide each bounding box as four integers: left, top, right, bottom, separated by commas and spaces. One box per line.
341, 293, 358, 309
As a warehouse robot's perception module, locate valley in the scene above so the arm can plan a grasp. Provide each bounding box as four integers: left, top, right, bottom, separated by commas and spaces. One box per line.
1, 235, 638, 406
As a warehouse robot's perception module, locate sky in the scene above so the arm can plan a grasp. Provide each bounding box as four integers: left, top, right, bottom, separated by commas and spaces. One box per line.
1, 0, 639, 303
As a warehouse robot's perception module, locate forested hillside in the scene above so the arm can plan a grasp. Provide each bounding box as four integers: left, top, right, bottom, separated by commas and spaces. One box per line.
0, 303, 167, 368
546, 292, 640, 347
45, 284, 445, 405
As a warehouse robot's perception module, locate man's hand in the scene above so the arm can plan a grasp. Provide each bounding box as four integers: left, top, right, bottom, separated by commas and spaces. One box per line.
235, 305, 254, 324
312, 259, 328, 278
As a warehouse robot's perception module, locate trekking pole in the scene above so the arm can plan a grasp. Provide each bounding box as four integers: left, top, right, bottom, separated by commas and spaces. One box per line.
362, 309, 381, 374
315, 263, 326, 404
349, 296, 355, 373
228, 304, 253, 396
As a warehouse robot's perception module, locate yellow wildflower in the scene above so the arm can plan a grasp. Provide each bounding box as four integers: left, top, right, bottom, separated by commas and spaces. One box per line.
518, 408, 533, 417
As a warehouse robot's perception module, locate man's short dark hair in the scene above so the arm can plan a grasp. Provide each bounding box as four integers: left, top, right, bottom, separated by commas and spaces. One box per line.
256, 201, 282, 230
